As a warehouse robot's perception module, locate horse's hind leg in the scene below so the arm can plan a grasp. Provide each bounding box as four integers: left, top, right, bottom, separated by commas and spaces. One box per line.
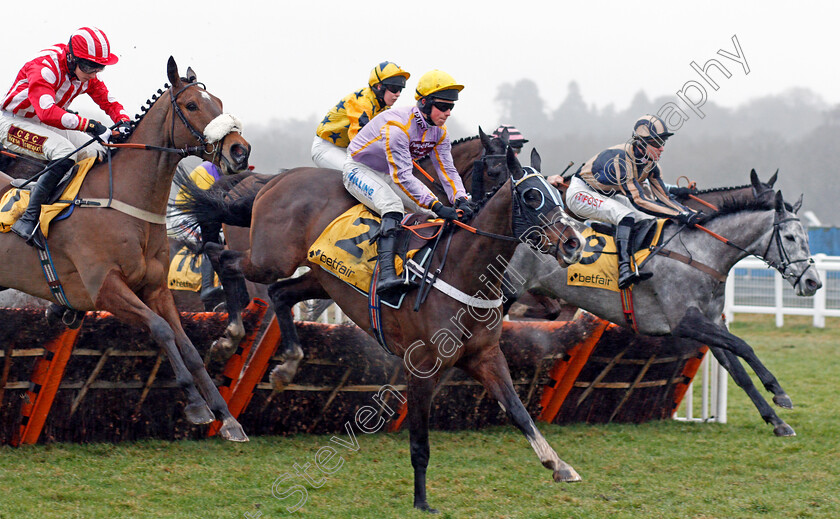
266, 273, 330, 390
95, 271, 214, 427
205, 242, 251, 357
461, 346, 581, 483
710, 346, 795, 436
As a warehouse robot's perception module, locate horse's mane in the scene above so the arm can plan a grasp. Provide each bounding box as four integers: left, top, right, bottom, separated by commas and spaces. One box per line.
450, 135, 480, 147
705, 195, 776, 222
693, 183, 752, 195
129, 82, 173, 130
473, 178, 507, 212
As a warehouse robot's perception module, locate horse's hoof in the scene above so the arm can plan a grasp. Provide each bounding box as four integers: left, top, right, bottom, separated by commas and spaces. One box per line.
219, 416, 249, 442
552, 466, 582, 483
184, 402, 215, 425
773, 394, 793, 409
773, 423, 796, 437
413, 503, 439, 514
269, 361, 300, 392
210, 337, 236, 363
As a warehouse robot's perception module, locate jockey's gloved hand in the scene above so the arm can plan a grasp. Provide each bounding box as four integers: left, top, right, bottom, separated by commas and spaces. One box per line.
113, 120, 133, 141
676, 211, 703, 227
669, 186, 698, 197
85, 119, 112, 143
430, 200, 459, 221
454, 197, 476, 222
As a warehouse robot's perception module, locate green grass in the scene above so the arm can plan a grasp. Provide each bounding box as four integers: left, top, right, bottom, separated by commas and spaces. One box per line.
1, 315, 839, 518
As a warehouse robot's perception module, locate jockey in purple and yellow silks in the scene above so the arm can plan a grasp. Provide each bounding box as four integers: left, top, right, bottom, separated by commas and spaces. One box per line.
564, 114, 701, 289
343, 69, 475, 296
311, 62, 410, 170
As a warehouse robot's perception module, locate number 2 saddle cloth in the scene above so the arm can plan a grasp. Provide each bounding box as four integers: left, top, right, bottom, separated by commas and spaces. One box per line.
308, 204, 438, 306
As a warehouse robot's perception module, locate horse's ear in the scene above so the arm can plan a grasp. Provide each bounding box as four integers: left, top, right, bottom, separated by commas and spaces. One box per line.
769, 169, 778, 187
185, 67, 197, 83
507, 146, 523, 180
792, 194, 803, 214
750, 169, 759, 187
500, 127, 510, 146
530, 148, 541, 172
774, 190, 784, 212
479, 126, 491, 148
167, 56, 182, 88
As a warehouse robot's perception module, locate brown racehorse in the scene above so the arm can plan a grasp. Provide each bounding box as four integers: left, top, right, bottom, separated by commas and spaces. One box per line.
0, 57, 251, 441
176, 148, 585, 511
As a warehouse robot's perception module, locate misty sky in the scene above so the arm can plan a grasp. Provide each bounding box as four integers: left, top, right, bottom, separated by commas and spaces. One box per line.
4, 0, 838, 136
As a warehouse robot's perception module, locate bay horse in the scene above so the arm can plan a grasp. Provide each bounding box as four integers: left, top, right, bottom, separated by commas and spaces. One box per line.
176, 148, 585, 511
0, 57, 251, 441
504, 183, 822, 436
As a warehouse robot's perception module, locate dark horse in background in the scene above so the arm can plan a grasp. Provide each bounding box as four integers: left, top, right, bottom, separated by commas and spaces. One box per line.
175, 148, 584, 512
0, 57, 251, 441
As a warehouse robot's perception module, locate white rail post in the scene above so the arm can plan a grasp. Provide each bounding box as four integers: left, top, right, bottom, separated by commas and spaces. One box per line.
774, 270, 784, 328
814, 264, 827, 328
724, 278, 735, 323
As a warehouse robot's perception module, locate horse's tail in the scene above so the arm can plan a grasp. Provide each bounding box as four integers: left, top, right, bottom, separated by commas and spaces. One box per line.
171, 170, 257, 235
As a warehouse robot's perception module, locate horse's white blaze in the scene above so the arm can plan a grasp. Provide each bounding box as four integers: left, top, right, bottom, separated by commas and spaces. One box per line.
204, 113, 244, 143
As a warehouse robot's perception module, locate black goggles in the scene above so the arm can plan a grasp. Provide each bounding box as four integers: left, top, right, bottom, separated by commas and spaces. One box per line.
384, 84, 403, 94
432, 100, 455, 112
77, 59, 105, 74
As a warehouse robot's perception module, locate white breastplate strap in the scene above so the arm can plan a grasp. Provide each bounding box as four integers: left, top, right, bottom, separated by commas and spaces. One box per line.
75, 198, 167, 225
406, 259, 502, 309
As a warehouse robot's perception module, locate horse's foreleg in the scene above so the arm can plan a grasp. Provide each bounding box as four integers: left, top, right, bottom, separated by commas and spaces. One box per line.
462, 347, 581, 483
266, 274, 330, 390
673, 308, 793, 429
149, 285, 248, 442
205, 242, 249, 357
95, 271, 213, 426
709, 346, 795, 436
406, 373, 440, 513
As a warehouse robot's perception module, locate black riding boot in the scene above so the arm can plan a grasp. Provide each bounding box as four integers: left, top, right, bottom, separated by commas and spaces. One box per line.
10, 158, 74, 250
199, 254, 224, 311
376, 212, 405, 296
615, 216, 652, 290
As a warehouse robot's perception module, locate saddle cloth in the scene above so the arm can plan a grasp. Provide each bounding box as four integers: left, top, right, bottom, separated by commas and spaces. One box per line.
0, 157, 96, 236
167, 244, 219, 292
566, 219, 666, 292
308, 204, 435, 294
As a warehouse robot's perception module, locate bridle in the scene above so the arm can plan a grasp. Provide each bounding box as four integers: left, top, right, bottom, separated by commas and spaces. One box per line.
169, 81, 228, 165
760, 212, 815, 287
470, 144, 507, 201
685, 206, 814, 288
510, 168, 578, 261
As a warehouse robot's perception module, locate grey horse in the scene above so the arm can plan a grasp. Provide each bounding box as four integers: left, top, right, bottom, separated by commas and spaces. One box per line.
504, 189, 822, 436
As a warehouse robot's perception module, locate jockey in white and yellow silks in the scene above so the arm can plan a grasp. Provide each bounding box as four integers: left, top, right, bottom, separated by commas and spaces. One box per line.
1, 27, 132, 248
342, 69, 475, 296
564, 114, 701, 289
311, 62, 410, 170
